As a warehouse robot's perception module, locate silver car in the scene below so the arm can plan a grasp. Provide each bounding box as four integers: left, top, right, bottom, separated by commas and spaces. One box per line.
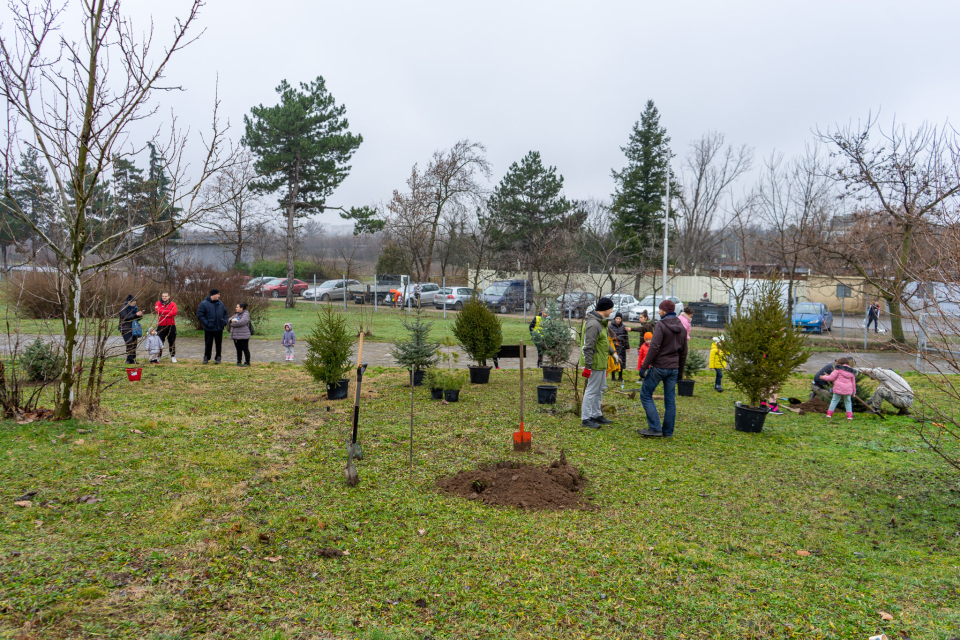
627, 295, 685, 321
302, 279, 362, 301
433, 286, 478, 311
408, 282, 443, 305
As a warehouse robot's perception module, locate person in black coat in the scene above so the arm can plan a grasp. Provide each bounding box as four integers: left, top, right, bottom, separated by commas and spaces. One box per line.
118, 295, 144, 364
197, 289, 229, 364
609, 312, 632, 381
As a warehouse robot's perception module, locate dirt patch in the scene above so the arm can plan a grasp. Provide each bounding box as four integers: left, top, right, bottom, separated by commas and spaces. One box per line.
437, 454, 591, 511
793, 398, 831, 414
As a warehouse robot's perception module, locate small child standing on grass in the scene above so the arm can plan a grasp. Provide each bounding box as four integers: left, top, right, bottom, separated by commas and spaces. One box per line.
282, 323, 296, 361
636, 332, 652, 380
709, 335, 726, 392
820, 356, 857, 420
145, 328, 163, 365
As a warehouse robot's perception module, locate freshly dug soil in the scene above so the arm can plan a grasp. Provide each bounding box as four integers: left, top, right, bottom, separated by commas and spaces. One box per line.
437, 456, 590, 511
794, 398, 831, 414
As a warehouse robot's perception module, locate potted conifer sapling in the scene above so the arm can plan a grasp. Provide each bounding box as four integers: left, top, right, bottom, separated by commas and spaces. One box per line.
304, 306, 355, 400
452, 297, 502, 384
389, 306, 440, 386
724, 279, 809, 432
538, 301, 575, 384
677, 350, 706, 397
441, 370, 467, 403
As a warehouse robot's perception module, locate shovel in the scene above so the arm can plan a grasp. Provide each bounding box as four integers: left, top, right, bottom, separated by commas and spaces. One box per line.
853, 394, 885, 419
513, 340, 531, 452
345, 335, 367, 486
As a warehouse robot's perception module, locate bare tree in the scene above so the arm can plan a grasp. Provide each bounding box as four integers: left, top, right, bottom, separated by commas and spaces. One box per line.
200, 149, 267, 269
756, 145, 834, 315
816, 115, 960, 343
578, 199, 642, 296
0, 0, 234, 418
675, 132, 753, 272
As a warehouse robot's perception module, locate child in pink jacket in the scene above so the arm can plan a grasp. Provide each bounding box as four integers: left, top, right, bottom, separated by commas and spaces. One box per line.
821, 357, 857, 419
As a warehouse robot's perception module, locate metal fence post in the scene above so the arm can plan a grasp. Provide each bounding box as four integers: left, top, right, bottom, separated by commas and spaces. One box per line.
313, 274, 317, 311
523, 281, 527, 323
374, 274, 378, 313
442, 276, 447, 319
343, 274, 347, 310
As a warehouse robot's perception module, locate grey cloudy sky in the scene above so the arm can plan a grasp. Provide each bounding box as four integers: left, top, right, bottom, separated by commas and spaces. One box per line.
130, 0, 958, 227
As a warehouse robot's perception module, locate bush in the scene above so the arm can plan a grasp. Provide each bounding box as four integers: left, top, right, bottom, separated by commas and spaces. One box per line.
537, 301, 576, 367
304, 306, 355, 385
22, 338, 62, 381
683, 350, 707, 378
425, 368, 443, 390
439, 370, 467, 391
6, 270, 167, 320
452, 298, 502, 367
168, 266, 270, 331
725, 279, 809, 408
249, 259, 330, 281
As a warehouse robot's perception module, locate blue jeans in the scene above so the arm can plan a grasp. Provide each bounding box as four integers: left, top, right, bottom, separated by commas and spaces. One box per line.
828, 393, 853, 414
640, 367, 678, 436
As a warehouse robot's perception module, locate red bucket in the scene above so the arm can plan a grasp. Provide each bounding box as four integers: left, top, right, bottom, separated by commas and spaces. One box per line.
126, 367, 142, 382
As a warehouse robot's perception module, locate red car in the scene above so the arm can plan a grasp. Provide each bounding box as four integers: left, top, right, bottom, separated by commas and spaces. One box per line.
258, 277, 309, 298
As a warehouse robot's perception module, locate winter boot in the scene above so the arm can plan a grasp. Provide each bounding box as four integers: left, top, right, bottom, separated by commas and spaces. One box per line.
826, 410, 834, 418
846, 412, 853, 420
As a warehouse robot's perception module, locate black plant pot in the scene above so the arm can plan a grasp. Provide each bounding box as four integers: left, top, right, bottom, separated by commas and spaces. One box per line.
407, 369, 425, 387
443, 389, 461, 402
536, 384, 558, 404
326, 378, 349, 400
734, 404, 768, 433
430, 388, 444, 400
468, 366, 491, 384
677, 379, 695, 397
542, 366, 563, 383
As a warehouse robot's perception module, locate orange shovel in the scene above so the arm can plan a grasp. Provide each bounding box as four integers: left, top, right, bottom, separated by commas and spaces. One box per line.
514, 340, 531, 452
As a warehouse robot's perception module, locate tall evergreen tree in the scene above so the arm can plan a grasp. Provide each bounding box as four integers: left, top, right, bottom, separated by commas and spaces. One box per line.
487, 151, 576, 283
111, 157, 147, 246
610, 100, 679, 295
11, 150, 55, 256
243, 77, 363, 308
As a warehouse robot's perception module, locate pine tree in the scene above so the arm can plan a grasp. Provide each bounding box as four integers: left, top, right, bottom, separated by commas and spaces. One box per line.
243, 77, 363, 308
536, 301, 576, 367
452, 297, 502, 367
487, 151, 575, 283
10, 150, 56, 254
610, 100, 679, 293
724, 279, 810, 408
389, 306, 441, 373
304, 306, 355, 386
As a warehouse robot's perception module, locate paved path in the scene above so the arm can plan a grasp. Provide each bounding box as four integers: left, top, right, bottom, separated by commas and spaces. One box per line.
0, 335, 949, 374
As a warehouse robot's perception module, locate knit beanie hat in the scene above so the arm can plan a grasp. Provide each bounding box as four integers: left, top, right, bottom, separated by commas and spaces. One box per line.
209, 289, 220, 296
659, 299, 676, 314
596, 297, 614, 312
614, 311, 622, 320
125, 294, 134, 303
643, 332, 653, 339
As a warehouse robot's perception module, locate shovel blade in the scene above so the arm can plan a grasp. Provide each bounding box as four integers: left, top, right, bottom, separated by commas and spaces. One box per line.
513, 431, 531, 452
347, 441, 364, 461
345, 459, 359, 486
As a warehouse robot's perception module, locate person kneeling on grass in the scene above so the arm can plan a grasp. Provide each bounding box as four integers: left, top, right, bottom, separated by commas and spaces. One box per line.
819, 357, 857, 420
857, 366, 914, 415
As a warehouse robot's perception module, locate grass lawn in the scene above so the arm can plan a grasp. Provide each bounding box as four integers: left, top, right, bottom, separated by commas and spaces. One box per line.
1, 363, 957, 639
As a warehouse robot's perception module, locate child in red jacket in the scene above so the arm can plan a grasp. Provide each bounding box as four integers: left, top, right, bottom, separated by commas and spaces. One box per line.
636, 332, 652, 380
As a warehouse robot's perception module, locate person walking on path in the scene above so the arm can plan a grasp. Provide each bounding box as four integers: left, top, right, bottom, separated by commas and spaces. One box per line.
154, 292, 178, 363
579, 297, 619, 429
282, 323, 296, 361
679, 306, 694, 339
529, 308, 548, 368
197, 289, 229, 364
820, 357, 857, 419
228, 302, 252, 366
119, 295, 143, 365
709, 336, 726, 392
609, 312, 631, 382
857, 366, 914, 415
637, 300, 688, 438
866, 303, 881, 333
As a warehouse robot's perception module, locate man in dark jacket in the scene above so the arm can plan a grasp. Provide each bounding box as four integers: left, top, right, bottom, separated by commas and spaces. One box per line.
579, 298, 619, 429
197, 289, 229, 364
810, 361, 838, 402
637, 299, 688, 438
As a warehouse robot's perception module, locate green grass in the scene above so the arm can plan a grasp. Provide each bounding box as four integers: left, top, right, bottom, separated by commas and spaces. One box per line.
1, 363, 957, 639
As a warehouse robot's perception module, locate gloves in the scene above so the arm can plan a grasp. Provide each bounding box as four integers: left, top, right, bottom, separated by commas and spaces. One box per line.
613, 353, 621, 364
581, 368, 592, 378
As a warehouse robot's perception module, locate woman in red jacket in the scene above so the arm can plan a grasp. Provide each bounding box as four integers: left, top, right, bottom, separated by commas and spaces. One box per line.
154, 292, 179, 363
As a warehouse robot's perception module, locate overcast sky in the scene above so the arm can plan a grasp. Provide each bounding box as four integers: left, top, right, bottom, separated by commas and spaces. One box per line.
124, 0, 959, 228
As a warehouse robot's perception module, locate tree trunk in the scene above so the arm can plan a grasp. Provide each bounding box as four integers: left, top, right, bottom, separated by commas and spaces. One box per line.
889, 222, 914, 344
55, 256, 82, 419
285, 160, 300, 309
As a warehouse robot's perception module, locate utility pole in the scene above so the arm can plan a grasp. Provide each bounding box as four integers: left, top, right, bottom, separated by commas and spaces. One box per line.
660, 178, 670, 310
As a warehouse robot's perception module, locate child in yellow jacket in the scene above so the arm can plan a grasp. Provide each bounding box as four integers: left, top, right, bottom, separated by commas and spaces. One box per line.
709, 336, 727, 392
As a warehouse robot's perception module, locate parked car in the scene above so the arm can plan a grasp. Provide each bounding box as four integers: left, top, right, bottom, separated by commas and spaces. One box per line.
626, 295, 685, 322
434, 287, 478, 311
586, 293, 642, 316
243, 276, 273, 291
407, 282, 443, 306
481, 279, 534, 314
555, 292, 596, 318
302, 279, 362, 301
792, 301, 833, 334
259, 277, 310, 298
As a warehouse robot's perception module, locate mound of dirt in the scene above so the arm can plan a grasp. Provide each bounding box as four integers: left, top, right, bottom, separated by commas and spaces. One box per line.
437, 454, 591, 511
794, 398, 830, 414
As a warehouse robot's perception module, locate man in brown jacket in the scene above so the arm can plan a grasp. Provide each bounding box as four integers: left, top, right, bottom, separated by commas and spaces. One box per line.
637, 299, 688, 438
